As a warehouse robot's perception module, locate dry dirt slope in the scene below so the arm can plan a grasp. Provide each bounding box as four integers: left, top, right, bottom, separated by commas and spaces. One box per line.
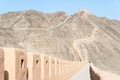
0, 10, 120, 75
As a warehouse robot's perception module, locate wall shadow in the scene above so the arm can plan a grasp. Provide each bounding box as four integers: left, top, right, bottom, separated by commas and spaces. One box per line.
26, 68, 29, 80
90, 66, 101, 80
4, 70, 9, 80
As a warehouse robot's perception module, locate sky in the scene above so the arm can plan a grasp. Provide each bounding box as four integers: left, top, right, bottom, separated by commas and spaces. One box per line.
0, 0, 120, 20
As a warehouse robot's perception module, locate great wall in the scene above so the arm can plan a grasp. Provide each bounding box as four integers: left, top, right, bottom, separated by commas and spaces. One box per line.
0, 47, 120, 80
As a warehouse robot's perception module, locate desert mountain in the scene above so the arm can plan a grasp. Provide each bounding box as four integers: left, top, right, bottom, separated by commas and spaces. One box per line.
0, 10, 120, 75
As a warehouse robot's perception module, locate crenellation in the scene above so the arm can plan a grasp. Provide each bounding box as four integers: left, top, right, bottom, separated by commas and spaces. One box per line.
3, 48, 27, 80
0, 47, 119, 80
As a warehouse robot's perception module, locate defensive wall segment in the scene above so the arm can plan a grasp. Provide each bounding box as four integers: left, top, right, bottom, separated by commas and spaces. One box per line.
0, 47, 120, 80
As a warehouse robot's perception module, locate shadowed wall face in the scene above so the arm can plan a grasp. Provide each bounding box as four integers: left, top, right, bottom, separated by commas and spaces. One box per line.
27, 53, 41, 80
60, 60, 63, 79
4, 70, 9, 80
51, 58, 55, 80
0, 48, 4, 80
55, 59, 60, 80
15, 49, 27, 80
4, 48, 27, 80
44, 56, 49, 80
90, 67, 100, 80
33, 55, 41, 80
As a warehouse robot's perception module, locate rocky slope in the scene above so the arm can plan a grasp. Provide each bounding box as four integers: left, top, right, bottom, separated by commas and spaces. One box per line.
0, 10, 120, 75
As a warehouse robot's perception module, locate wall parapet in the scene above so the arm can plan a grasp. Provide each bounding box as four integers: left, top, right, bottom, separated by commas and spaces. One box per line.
0, 47, 86, 80
90, 63, 120, 80
1, 47, 120, 80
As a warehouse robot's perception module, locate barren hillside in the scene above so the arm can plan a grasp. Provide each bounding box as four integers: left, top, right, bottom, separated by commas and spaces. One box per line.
0, 10, 120, 75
